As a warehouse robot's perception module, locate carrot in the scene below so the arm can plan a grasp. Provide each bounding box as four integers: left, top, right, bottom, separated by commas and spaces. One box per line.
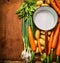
52, 23, 60, 49
37, 39, 42, 53
50, 0, 60, 15
48, 31, 54, 55
28, 26, 36, 51
56, 35, 60, 56
55, 0, 60, 8
56, 29, 60, 63
49, 24, 60, 62
56, 24, 60, 56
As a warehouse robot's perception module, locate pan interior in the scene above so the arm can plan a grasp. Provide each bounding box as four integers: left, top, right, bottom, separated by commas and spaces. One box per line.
34, 10, 55, 30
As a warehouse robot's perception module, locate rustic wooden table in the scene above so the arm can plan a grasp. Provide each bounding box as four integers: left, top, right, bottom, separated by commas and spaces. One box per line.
0, 0, 24, 60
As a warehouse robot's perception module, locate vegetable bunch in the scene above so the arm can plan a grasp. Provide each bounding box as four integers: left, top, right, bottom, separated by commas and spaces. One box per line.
43, 23, 60, 63
50, 0, 60, 15
34, 22, 60, 63
16, 0, 37, 62
16, 0, 60, 63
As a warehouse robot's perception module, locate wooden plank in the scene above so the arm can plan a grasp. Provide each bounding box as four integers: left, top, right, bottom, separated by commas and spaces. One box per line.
0, 0, 24, 60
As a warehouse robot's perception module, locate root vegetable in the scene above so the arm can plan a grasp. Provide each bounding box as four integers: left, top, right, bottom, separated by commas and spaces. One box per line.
48, 37, 50, 41
37, 39, 42, 53
41, 46, 45, 50
40, 35, 45, 40
48, 31, 51, 35
46, 0, 50, 4
36, 0, 43, 6
41, 3, 49, 6
40, 38, 45, 46
48, 31, 54, 55
35, 29, 40, 39
56, 32, 60, 63
34, 40, 38, 46
28, 26, 36, 51
40, 35, 50, 41
41, 31, 45, 35
49, 24, 60, 62
36, 47, 39, 53
56, 30, 60, 56
50, 0, 60, 15
41, 31, 51, 35
52, 23, 60, 49
55, 0, 60, 8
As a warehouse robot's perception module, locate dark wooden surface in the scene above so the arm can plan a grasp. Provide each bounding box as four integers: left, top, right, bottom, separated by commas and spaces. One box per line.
0, 0, 24, 60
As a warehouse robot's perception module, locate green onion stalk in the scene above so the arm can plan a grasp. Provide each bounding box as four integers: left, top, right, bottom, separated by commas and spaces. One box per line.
43, 55, 50, 63
16, 0, 37, 63
49, 49, 54, 63
43, 49, 53, 63
56, 56, 59, 63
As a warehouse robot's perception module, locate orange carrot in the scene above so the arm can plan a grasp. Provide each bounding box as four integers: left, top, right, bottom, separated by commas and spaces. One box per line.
52, 23, 60, 49
37, 39, 42, 53
28, 26, 36, 51
56, 23, 60, 56
48, 31, 54, 55
56, 33, 60, 56
50, 0, 60, 15
55, 0, 60, 8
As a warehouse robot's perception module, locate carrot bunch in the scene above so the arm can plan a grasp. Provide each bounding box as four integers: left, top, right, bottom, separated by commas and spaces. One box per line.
47, 23, 60, 62
56, 29, 60, 56
56, 23, 60, 63
51, 24, 60, 49
37, 39, 42, 53
48, 31, 54, 55
48, 23, 60, 54
50, 0, 60, 15
55, 0, 60, 8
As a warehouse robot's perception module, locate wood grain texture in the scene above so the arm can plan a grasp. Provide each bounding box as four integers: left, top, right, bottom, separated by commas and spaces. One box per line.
0, 0, 24, 60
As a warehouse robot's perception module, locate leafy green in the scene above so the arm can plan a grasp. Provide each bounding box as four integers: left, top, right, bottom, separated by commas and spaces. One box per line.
16, 2, 36, 18
16, 0, 36, 63
25, 0, 37, 4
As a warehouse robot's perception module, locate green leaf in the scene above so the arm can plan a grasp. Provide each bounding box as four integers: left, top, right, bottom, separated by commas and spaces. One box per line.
25, 0, 37, 4
25, 7, 29, 13
30, 52, 35, 63
49, 49, 53, 63
47, 56, 50, 63
56, 56, 59, 63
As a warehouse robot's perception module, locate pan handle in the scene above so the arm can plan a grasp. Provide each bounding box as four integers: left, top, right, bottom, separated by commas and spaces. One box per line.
45, 30, 48, 55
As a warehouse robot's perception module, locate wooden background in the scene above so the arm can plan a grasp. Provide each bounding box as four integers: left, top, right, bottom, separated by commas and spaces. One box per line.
0, 0, 24, 60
